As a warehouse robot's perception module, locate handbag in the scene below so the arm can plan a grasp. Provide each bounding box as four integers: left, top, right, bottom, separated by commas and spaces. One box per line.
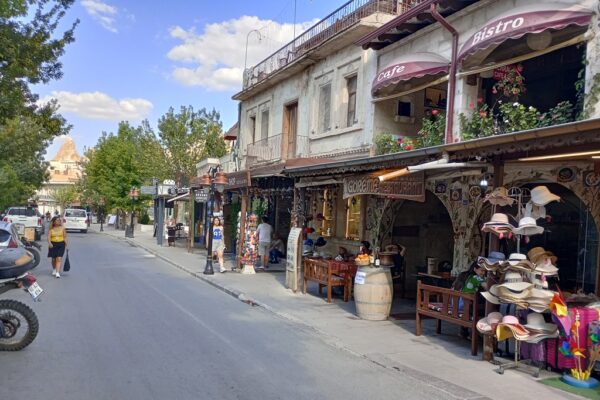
63, 250, 71, 272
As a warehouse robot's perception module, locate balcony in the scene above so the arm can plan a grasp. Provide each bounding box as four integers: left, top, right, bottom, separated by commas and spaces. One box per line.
246, 134, 311, 166
247, 135, 282, 166
218, 153, 237, 173
235, 0, 417, 101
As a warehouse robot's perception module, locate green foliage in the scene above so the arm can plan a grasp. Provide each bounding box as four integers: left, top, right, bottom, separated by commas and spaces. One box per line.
374, 133, 400, 155
459, 101, 494, 140
157, 106, 227, 184
582, 72, 600, 120
52, 185, 77, 208
139, 213, 150, 225
252, 198, 268, 217
417, 111, 445, 147
538, 101, 575, 127
0, 0, 77, 210
227, 200, 241, 241
498, 102, 540, 133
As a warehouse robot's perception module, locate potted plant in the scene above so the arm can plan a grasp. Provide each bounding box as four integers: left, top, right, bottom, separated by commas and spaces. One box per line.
417, 109, 445, 147
459, 98, 495, 140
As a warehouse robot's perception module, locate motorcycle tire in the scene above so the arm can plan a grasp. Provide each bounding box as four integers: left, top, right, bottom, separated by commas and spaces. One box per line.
0, 300, 39, 351
26, 247, 40, 269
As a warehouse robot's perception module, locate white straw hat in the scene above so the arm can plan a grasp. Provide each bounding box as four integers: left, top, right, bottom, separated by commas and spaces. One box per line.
512, 217, 544, 236
530, 186, 560, 206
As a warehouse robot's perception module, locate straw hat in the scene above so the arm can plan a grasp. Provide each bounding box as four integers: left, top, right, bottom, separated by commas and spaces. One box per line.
527, 247, 558, 266
505, 253, 535, 271
476, 312, 503, 333
481, 290, 501, 304
496, 315, 530, 341
512, 217, 544, 236
530, 185, 560, 206
497, 271, 533, 292
524, 312, 558, 333
481, 251, 506, 264
484, 187, 515, 206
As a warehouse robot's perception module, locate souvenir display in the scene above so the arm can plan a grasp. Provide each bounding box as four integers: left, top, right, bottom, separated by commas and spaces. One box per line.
240, 213, 258, 274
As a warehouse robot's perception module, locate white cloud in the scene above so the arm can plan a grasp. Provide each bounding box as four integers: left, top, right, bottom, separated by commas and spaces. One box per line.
39, 91, 153, 121
82, 0, 119, 33
167, 16, 317, 91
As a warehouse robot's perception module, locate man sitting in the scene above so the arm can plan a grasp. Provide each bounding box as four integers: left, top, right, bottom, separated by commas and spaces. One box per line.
268, 233, 285, 263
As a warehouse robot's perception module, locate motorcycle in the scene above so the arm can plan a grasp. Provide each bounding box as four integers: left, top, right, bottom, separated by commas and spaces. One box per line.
20, 238, 41, 269
0, 273, 42, 351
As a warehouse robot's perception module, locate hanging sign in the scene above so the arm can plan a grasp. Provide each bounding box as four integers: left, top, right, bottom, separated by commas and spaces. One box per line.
226, 170, 250, 189
195, 189, 208, 203
140, 186, 157, 195
343, 171, 425, 202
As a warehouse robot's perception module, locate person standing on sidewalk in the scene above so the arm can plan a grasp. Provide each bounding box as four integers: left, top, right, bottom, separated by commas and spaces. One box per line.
47, 216, 68, 278
256, 216, 273, 270
212, 217, 226, 273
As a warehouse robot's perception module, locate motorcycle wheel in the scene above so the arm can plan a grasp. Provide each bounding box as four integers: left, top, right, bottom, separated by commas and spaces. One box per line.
26, 247, 40, 268
0, 300, 39, 351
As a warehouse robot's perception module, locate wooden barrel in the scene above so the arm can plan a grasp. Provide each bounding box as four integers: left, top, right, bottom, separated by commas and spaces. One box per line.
354, 266, 393, 321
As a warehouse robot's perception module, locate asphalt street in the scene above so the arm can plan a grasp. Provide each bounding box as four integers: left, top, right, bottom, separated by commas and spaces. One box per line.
0, 230, 468, 400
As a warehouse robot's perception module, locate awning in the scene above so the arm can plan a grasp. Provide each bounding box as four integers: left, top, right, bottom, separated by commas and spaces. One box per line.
372, 53, 449, 96
295, 178, 341, 188
458, 3, 594, 66
167, 192, 189, 203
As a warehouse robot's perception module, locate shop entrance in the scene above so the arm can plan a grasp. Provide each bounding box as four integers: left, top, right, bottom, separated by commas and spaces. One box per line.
388, 190, 454, 302
500, 182, 599, 294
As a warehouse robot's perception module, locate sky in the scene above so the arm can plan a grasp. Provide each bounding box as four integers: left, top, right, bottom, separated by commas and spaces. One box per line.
38, 0, 339, 159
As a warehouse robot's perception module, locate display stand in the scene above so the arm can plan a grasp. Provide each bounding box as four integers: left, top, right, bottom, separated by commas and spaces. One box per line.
493, 339, 542, 377
240, 213, 258, 274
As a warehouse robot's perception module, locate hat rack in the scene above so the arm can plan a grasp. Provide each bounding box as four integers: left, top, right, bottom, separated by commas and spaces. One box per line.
486, 186, 534, 254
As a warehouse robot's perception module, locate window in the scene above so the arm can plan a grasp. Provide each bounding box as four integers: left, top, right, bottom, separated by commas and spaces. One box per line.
345, 196, 361, 240
319, 83, 331, 132
260, 109, 269, 141
249, 116, 256, 143
397, 101, 411, 117
346, 75, 357, 127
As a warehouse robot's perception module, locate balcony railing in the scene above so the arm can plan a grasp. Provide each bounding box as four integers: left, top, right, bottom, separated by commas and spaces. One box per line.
243, 0, 417, 89
246, 134, 312, 165
247, 134, 282, 164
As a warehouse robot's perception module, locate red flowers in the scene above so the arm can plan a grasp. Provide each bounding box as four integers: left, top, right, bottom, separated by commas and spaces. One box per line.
477, 97, 484, 104
469, 101, 475, 109
404, 144, 413, 151
479, 111, 486, 118
431, 109, 440, 116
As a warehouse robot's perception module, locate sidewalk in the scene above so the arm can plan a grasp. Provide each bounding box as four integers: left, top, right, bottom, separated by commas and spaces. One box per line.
97, 225, 578, 400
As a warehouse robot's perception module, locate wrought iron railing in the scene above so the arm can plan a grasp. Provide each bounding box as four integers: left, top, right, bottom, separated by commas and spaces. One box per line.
243, 0, 419, 89
247, 134, 282, 163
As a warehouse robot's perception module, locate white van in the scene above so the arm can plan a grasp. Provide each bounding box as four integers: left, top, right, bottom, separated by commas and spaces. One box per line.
63, 209, 88, 233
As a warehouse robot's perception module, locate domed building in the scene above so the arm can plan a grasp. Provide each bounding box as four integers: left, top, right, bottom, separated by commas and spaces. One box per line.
35, 137, 83, 215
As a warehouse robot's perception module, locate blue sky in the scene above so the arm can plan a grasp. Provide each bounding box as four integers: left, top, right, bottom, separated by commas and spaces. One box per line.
39, 0, 338, 158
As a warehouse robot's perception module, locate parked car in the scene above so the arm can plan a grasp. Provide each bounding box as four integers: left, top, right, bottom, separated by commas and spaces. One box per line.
0, 221, 41, 267
2, 207, 44, 240
63, 208, 88, 233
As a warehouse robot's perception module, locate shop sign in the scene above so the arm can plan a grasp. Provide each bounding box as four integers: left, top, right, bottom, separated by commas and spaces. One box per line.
285, 227, 303, 292
226, 170, 250, 189
471, 17, 524, 47
354, 271, 366, 285
195, 189, 208, 203
342, 171, 425, 202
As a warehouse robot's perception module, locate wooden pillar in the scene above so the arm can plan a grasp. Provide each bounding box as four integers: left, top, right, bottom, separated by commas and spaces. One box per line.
237, 189, 248, 269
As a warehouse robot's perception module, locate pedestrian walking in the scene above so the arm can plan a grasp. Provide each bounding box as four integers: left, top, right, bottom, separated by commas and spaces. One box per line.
212, 217, 226, 273
256, 216, 273, 270
47, 216, 68, 278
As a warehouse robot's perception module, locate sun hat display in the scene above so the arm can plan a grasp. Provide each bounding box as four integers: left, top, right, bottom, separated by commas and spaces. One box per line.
484, 187, 515, 206
524, 312, 558, 333
315, 237, 327, 247
512, 217, 544, 236
527, 247, 558, 266
476, 312, 504, 333
530, 185, 561, 206
496, 315, 530, 341
505, 253, 535, 271
524, 202, 547, 220
481, 251, 506, 264
482, 213, 511, 228
497, 271, 533, 292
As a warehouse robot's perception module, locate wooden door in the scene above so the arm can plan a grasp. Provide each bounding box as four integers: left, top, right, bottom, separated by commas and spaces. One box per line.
283, 102, 298, 159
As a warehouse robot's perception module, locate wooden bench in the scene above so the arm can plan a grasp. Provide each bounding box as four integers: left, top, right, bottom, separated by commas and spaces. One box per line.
303, 258, 350, 303
415, 280, 480, 356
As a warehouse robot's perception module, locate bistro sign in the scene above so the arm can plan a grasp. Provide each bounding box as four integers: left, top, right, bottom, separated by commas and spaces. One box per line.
343, 171, 425, 202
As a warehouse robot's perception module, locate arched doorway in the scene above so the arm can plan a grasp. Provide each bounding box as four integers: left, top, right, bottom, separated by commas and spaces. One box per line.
388, 190, 454, 298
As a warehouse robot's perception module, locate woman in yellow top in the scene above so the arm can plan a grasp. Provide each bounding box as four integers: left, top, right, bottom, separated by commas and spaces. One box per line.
47, 216, 68, 278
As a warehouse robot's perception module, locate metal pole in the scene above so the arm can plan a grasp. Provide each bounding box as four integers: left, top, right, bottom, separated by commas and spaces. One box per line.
130, 195, 135, 238
157, 197, 164, 246
204, 177, 215, 275
244, 30, 262, 76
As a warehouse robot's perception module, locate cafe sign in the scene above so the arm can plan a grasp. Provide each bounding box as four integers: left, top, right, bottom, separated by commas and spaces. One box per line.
226, 170, 250, 189
343, 171, 425, 202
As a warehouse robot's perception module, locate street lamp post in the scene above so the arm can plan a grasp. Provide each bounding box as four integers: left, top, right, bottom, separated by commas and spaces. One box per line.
244, 29, 262, 84
126, 187, 139, 238
99, 197, 106, 232
200, 167, 228, 275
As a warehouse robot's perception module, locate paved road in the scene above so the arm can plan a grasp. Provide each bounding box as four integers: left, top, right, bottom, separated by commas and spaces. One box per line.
0, 231, 467, 400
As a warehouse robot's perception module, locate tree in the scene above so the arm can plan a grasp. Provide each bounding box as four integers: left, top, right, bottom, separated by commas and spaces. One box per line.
52, 185, 77, 209
0, 0, 78, 210
157, 106, 227, 185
